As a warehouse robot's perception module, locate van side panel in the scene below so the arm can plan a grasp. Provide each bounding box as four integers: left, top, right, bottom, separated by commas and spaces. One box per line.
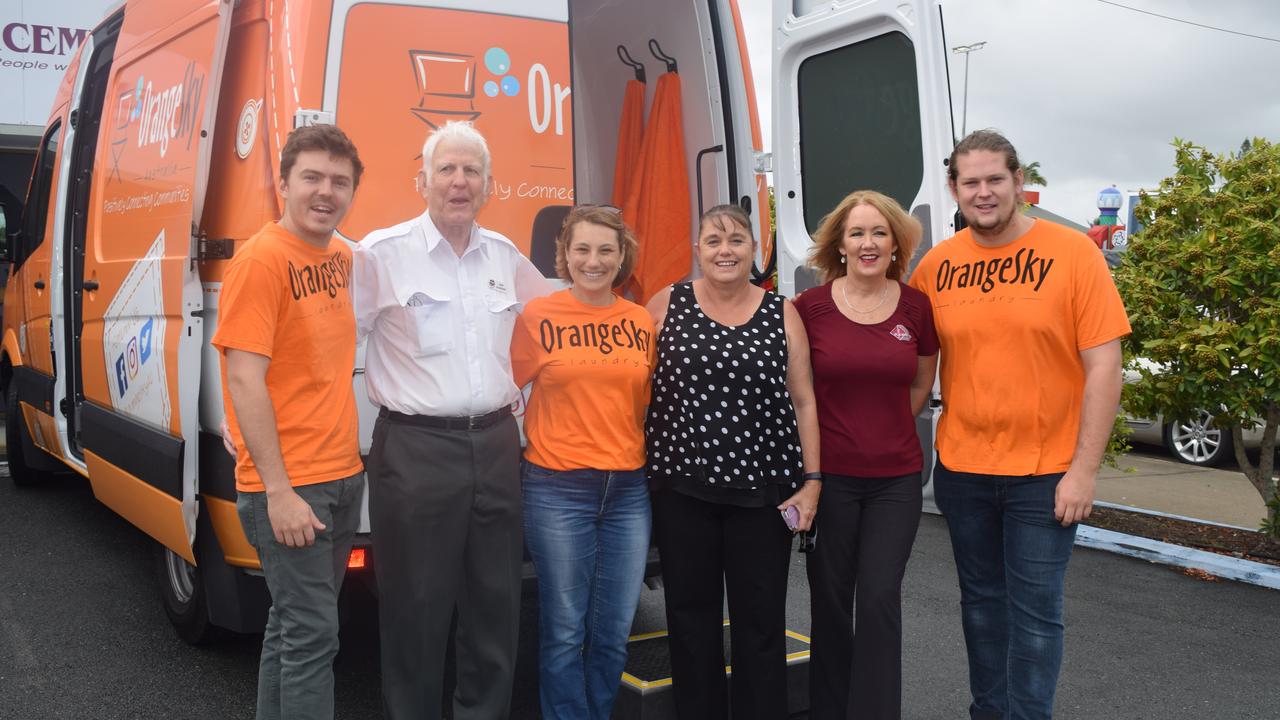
74, 0, 231, 557
262, 0, 336, 195
85, 449, 195, 564
17, 110, 69, 380
201, 5, 279, 249
331, 3, 573, 252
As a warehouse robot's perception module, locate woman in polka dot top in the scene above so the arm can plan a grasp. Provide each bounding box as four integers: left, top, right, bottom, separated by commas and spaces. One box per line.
643, 204, 821, 720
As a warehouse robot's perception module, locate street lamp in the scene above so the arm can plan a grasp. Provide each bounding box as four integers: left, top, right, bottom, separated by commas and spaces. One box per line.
951, 41, 987, 139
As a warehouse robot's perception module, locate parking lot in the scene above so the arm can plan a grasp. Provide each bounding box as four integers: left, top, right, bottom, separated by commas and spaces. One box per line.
1, 451, 1276, 719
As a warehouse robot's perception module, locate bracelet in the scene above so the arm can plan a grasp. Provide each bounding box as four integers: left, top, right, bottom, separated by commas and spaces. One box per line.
802, 471, 823, 482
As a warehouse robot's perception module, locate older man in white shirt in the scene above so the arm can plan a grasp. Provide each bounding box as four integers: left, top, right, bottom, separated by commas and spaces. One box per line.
355, 121, 550, 720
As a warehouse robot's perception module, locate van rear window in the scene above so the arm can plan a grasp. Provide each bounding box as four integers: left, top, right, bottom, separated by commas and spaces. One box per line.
796, 32, 923, 234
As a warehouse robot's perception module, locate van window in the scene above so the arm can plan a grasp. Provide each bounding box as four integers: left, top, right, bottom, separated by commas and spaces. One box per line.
796, 32, 923, 233
16, 121, 62, 268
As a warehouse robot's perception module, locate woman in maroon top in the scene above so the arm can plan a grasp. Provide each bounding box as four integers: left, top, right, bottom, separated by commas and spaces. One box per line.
794, 190, 938, 720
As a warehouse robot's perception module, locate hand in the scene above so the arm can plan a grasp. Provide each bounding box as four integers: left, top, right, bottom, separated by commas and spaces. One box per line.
220, 417, 237, 459
778, 479, 822, 533
266, 488, 326, 547
1054, 466, 1096, 527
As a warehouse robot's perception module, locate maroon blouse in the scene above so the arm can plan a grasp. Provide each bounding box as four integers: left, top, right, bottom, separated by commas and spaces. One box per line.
794, 281, 938, 478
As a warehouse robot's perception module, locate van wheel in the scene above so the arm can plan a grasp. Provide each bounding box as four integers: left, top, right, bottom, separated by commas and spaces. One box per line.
6, 383, 47, 487
158, 545, 219, 645
1163, 410, 1233, 467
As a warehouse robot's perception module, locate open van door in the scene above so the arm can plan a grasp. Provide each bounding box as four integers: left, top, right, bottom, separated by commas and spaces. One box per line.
772, 0, 953, 499
73, 0, 234, 563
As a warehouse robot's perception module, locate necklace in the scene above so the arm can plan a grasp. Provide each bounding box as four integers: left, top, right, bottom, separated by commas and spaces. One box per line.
840, 276, 889, 315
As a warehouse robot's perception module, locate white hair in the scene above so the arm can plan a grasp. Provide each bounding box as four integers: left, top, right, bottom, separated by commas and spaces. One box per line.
421, 121, 491, 182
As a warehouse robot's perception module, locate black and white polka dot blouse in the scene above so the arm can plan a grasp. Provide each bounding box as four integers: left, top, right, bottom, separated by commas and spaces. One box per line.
645, 282, 802, 506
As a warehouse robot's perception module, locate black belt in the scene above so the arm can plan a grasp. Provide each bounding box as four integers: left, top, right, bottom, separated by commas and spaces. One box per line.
378, 405, 512, 431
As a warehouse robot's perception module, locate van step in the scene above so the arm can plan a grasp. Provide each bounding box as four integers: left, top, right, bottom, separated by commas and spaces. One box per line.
612, 622, 811, 719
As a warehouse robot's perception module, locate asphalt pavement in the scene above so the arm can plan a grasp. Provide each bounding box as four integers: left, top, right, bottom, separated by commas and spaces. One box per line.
0, 461, 1275, 719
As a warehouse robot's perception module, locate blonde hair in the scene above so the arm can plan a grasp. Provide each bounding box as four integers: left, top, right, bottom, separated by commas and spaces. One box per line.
555, 206, 639, 288
808, 190, 921, 283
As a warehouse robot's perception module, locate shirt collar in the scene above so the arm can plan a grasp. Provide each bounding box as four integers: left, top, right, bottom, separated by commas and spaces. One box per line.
418, 210, 488, 259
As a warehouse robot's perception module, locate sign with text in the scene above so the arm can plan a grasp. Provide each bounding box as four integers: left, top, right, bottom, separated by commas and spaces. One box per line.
0, 1, 116, 126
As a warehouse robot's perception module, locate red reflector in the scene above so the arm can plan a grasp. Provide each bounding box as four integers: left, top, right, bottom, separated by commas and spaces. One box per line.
347, 547, 367, 569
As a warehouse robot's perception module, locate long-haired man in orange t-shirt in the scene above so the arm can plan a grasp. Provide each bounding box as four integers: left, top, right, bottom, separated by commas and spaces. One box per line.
909, 129, 1130, 720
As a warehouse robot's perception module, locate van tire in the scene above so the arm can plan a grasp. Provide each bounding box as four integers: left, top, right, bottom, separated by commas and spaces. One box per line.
158, 544, 220, 645
6, 383, 47, 487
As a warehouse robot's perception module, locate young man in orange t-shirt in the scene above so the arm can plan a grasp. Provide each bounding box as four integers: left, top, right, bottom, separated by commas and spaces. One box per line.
211, 125, 364, 720
909, 130, 1129, 720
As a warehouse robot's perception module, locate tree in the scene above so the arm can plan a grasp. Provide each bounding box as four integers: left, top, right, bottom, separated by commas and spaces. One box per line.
1113, 138, 1280, 536
1021, 161, 1047, 187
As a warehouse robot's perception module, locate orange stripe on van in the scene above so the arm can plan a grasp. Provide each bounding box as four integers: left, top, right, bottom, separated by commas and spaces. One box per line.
2, 329, 22, 368
204, 495, 262, 569
84, 449, 195, 565
19, 401, 66, 462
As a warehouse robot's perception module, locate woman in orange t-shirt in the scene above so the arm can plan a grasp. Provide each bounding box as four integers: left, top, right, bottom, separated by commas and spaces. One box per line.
510, 206, 655, 720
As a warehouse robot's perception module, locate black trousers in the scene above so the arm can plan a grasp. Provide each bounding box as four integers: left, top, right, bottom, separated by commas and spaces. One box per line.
652, 489, 793, 720
807, 473, 922, 720
367, 413, 523, 720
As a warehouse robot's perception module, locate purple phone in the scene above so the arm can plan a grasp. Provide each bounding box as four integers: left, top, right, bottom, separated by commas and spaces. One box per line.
781, 505, 800, 532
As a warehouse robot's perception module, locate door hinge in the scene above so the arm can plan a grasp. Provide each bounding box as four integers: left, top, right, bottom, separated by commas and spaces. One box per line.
294, 109, 335, 128
198, 237, 235, 261
753, 151, 773, 174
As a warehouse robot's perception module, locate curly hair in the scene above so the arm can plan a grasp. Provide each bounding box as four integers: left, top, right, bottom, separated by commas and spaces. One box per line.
808, 190, 921, 284
280, 124, 364, 188
555, 205, 639, 288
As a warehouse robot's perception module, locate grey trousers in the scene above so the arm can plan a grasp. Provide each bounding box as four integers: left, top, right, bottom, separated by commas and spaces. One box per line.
237, 472, 365, 720
368, 413, 523, 720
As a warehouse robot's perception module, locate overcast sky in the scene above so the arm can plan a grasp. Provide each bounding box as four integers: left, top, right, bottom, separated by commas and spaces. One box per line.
738, 0, 1280, 226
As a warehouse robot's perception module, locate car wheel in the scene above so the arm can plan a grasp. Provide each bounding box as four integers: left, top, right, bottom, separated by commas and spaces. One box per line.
6, 383, 48, 487
158, 544, 219, 645
1163, 410, 1233, 467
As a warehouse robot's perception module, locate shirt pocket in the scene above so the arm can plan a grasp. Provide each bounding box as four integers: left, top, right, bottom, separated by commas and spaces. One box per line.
404, 296, 454, 357
487, 293, 520, 342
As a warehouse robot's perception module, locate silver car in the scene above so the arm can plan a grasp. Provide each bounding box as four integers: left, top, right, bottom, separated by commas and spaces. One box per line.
1123, 363, 1271, 466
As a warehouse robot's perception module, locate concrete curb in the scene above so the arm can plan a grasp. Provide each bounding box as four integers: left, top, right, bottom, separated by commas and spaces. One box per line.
1094, 500, 1257, 532
1075, 525, 1280, 591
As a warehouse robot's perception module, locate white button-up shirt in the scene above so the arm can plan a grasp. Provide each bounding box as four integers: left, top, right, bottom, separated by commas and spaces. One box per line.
356, 211, 551, 417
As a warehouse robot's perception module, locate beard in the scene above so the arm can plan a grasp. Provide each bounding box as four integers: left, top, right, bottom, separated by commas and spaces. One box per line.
966, 203, 1017, 240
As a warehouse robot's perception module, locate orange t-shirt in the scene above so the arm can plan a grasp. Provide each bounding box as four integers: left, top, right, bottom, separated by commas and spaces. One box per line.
211, 222, 362, 492
511, 289, 655, 471
908, 220, 1131, 475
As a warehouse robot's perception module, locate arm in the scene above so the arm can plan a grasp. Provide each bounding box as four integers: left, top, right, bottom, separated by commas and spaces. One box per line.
779, 299, 822, 532
644, 285, 673, 335
352, 243, 407, 341
909, 354, 938, 417
515, 253, 555, 304
225, 348, 325, 547
1055, 338, 1123, 526
509, 309, 544, 388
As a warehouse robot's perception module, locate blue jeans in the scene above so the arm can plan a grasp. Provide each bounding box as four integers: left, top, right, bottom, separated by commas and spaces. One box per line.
932, 461, 1076, 720
522, 461, 651, 720
236, 473, 365, 720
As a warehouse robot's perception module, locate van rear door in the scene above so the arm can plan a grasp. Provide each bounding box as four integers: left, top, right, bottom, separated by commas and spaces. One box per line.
76, 0, 234, 563
772, 0, 952, 496
772, 0, 953, 296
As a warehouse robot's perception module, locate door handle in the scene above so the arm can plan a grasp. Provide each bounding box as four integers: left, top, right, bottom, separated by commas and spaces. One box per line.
82, 280, 100, 291
33, 279, 45, 290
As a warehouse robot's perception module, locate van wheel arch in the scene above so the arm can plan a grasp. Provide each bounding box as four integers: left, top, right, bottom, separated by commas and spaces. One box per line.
157, 543, 221, 645
5, 371, 48, 487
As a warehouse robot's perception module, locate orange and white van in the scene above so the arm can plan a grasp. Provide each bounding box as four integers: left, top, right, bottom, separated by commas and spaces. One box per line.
0, 0, 951, 642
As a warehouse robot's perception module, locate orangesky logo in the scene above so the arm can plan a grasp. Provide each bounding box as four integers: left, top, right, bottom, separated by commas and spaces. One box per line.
124, 61, 206, 158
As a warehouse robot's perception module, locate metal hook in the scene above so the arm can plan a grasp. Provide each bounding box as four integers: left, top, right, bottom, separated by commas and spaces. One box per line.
648, 38, 677, 73
617, 45, 646, 83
